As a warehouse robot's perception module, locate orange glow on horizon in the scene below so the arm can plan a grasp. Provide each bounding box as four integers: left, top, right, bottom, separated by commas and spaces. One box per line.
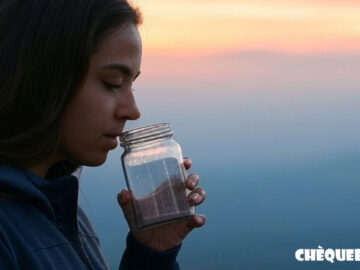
131, 0, 360, 54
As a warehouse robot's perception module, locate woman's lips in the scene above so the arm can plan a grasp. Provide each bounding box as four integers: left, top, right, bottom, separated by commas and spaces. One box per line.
103, 135, 118, 148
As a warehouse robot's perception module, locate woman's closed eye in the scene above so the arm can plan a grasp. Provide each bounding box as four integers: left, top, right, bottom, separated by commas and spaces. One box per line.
102, 81, 122, 92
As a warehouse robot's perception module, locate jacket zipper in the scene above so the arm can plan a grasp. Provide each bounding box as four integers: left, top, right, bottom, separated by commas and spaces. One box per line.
77, 233, 96, 270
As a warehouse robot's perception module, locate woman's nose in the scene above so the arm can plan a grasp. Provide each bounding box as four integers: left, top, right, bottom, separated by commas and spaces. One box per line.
114, 89, 141, 120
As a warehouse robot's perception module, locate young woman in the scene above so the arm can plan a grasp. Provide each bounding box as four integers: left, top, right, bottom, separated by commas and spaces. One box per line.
0, 0, 206, 269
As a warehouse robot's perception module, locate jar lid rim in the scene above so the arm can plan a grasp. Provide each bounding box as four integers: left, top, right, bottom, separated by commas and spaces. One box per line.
119, 123, 172, 146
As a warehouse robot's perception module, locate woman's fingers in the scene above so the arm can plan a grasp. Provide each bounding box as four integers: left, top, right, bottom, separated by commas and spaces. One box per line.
188, 187, 206, 206
185, 173, 199, 190
187, 214, 206, 229
183, 157, 192, 170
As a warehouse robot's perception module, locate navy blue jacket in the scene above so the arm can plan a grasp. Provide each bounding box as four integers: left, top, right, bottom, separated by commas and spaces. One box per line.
0, 163, 180, 269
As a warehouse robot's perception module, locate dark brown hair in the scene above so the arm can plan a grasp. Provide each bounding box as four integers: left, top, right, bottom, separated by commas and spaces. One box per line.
0, 0, 142, 168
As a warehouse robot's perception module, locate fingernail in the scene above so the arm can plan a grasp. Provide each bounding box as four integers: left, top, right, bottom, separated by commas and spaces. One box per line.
192, 194, 199, 203
189, 181, 195, 188
196, 216, 203, 224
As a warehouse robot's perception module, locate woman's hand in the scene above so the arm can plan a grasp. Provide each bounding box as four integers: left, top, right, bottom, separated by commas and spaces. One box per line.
117, 157, 206, 251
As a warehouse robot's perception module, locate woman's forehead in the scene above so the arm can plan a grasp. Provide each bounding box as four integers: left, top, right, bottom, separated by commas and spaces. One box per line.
90, 24, 142, 78
95, 24, 142, 55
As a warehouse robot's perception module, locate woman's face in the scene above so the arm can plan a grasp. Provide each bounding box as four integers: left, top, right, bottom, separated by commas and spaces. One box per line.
58, 23, 142, 166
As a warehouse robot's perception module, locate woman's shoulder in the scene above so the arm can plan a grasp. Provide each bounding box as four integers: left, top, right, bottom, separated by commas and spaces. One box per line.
0, 198, 70, 262
0, 198, 65, 245
0, 199, 91, 269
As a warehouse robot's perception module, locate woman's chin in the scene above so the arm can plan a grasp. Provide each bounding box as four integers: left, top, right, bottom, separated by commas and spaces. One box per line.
80, 153, 108, 167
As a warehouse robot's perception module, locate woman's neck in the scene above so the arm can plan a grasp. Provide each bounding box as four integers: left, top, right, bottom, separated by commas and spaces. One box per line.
25, 155, 62, 178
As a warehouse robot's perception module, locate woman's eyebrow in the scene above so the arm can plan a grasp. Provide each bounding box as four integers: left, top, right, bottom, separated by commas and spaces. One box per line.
102, 63, 140, 79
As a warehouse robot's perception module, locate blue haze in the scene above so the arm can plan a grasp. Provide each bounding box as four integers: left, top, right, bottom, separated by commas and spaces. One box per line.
79, 51, 360, 270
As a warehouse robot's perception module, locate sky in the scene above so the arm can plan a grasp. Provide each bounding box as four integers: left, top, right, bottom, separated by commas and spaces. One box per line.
126, 0, 360, 170
132, 0, 360, 55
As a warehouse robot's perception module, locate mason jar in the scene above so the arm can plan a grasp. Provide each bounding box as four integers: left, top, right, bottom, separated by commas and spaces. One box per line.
119, 123, 195, 230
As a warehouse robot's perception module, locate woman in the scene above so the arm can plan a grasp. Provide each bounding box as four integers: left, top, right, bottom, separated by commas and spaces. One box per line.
0, 0, 206, 269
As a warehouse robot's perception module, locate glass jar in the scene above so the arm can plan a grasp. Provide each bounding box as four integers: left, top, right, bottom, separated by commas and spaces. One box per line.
119, 123, 195, 230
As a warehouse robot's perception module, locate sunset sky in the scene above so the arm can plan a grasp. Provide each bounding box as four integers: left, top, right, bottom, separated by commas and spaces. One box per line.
133, 0, 360, 54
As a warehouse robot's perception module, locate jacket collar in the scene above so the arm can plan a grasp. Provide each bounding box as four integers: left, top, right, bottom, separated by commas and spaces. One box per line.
0, 162, 79, 228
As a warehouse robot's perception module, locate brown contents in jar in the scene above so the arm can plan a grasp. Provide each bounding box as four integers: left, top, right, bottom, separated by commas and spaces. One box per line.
133, 175, 192, 228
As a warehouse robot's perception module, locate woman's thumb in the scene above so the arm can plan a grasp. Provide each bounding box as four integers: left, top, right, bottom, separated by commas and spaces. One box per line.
117, 189, 130, 207
117, 189, 135, 228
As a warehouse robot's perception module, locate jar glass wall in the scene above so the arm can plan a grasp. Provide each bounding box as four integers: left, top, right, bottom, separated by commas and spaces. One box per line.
120, 123, 195, 230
